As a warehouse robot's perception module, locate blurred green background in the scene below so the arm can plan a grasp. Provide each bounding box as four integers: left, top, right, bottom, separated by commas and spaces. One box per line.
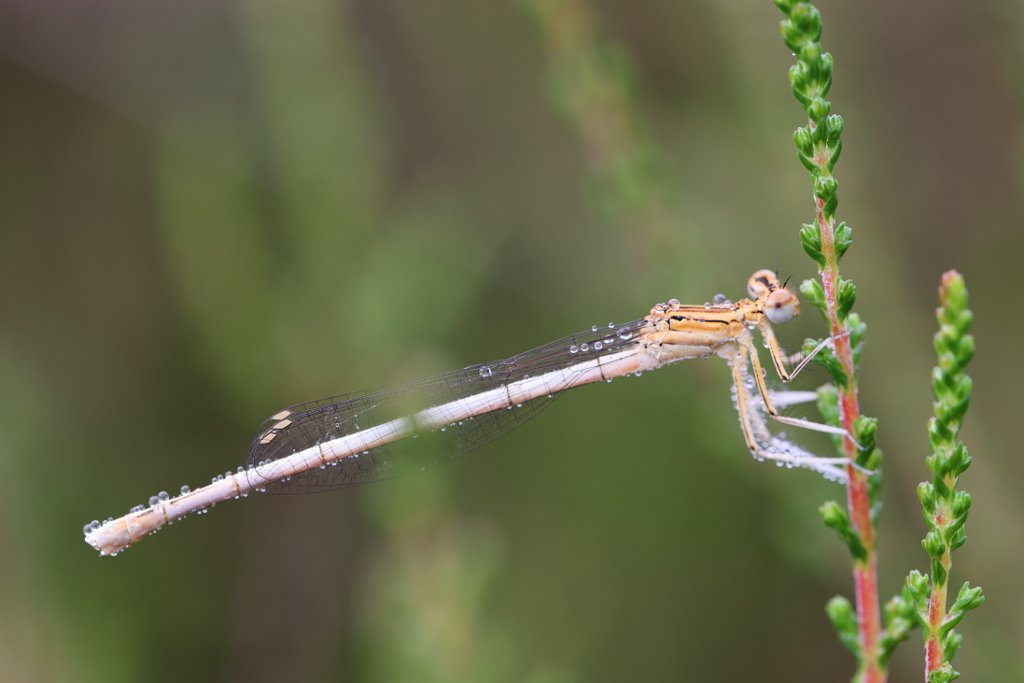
0, 0, 1020, 681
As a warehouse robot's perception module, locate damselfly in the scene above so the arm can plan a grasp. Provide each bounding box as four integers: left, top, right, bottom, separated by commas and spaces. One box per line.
84, 270, 852, 556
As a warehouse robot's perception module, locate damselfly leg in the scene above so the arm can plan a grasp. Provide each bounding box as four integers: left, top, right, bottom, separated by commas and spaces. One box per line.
726, 343, 850, 479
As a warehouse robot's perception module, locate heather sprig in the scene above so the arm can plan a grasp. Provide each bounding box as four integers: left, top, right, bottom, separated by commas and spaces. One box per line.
905, 271, 982, 682
772, 2, 886, 681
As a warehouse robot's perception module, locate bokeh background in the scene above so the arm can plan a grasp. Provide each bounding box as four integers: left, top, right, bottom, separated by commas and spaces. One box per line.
0, 0, 1020, 681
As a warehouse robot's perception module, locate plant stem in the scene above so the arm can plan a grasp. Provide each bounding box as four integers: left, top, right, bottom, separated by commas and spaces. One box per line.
924, 543, 951, 676
923, 470, 957, 678
815, 191, 883, 683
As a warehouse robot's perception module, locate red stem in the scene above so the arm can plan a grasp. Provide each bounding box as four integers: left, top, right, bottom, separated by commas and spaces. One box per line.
924, 506, 952, 679
924, 588, 946, 676
816, 196, 884, 683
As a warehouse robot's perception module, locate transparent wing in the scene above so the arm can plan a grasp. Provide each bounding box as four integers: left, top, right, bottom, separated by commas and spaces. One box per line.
245, 319, 646, 494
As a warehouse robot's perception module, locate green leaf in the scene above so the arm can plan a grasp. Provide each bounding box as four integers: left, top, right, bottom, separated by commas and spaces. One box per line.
932, 556, 948, 588
880, 587, 918, 664
940, 610, 964, 638
822, 191, 838, 221
926, 445, 948, 477
853, 416, 876, 450
814, 383, 845, 451
917, 482, 936, 511
799, 223, 825, 266
813, 175, 837, 199
951, 582, 984, 612
827, 138, 843, 172
929, 663, 960, 683
942, 630, 963, 664
835, 278, 860, 321
793, 126, 814, 154
825, 595, 860, 657
833, 220, 852, 260
870, 497, 884, 526
821, 350, 848, 389
952, 443, 972, 476
948, 528, 968, 551
799, 278, 827, 316
905, 570, 930, 612
817, 53, 834, 92
848, 312, 866, 370
789, 4, 822, 43
945, 438, 967, 472
799, 41, 822, 66
808, 96, 831, 123
951, 490, 971, 517
943, 521, 965, 548
826, 113, 844, 139
922, 530, 945, 559
820, 501, 867, 561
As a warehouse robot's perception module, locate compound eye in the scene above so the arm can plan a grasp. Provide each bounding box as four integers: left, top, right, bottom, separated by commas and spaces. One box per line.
747, 269, 778, 299
765, 289, 799, 324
